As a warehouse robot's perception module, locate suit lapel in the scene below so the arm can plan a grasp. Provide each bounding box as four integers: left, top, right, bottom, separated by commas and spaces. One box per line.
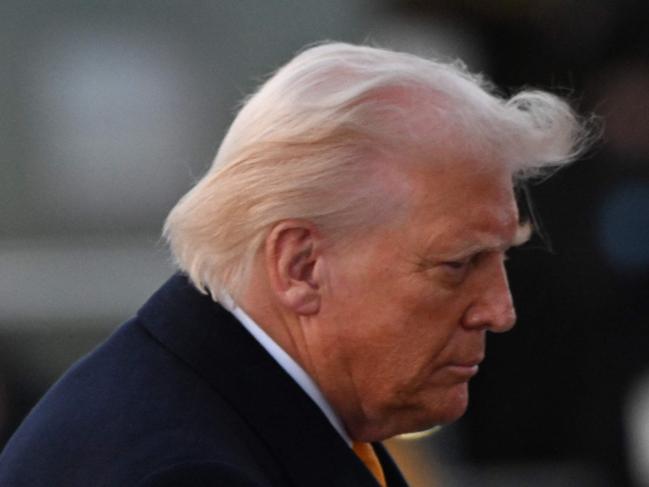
138, 274, 402, 487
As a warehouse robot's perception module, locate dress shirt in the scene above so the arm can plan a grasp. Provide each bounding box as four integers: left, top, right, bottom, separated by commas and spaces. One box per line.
225, 300, 352, 446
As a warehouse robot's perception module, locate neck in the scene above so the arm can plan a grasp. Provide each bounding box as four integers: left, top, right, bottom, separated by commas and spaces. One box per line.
237, 277, 315, 380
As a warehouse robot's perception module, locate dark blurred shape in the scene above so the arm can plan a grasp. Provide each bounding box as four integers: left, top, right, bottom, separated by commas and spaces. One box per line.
598, 183, 649, 274
626, 372, 649, 486
596, 63, 649, 159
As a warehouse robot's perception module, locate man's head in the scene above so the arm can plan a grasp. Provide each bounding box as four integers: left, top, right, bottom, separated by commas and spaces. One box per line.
164, 43, 591, 440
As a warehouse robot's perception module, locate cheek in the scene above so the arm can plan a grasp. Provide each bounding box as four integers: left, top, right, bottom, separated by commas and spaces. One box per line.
366, 300, 454, 383
379, 288, 471, 380
402, 285, 461, 338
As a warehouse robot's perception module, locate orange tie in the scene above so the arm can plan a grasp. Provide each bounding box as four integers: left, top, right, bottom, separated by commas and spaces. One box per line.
352, 441, 387, 487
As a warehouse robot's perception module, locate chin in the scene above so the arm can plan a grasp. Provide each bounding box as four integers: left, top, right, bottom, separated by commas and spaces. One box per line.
355, 384, 471, 441
384, 399, 469, 440
422, 383, 470, 426
436, 404, 468, 425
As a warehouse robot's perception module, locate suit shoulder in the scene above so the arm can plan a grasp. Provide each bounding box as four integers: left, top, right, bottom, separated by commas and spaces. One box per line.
0, 316, 277, 486
136, 461, 269, 487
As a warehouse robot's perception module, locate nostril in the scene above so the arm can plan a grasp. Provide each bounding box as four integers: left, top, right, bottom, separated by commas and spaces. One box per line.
461, 299, 516, 332
461, 306, 490, 330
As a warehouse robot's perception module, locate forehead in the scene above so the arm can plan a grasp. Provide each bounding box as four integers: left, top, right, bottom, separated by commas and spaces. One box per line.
396, 158, 520, 251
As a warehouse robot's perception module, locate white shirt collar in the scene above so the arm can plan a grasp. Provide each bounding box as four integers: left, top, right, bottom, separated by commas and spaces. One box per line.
224, 299, 352, 446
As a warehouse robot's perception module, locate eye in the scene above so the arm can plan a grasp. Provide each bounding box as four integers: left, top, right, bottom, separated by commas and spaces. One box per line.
438, 255, 478, 283
439, 259, 472, 283
416, 255, 473, 281
442, 260, 469, 270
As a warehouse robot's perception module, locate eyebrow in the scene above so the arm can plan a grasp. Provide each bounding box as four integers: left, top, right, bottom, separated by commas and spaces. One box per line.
438, 222, 533, 260
512, 221, 533, 247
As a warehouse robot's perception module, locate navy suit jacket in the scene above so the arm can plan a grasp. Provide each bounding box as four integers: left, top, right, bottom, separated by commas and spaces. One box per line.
0, 274, 409, 486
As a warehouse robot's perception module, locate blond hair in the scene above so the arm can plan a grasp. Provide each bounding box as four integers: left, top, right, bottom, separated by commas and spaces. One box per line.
164, 42, 593, 301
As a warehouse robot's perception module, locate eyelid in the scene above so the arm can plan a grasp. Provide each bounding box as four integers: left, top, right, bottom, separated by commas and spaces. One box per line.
444, 248, 504, 268
441, 256, 472, 269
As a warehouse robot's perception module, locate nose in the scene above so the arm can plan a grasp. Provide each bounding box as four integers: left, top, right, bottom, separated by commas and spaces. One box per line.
461, 258, 516, 333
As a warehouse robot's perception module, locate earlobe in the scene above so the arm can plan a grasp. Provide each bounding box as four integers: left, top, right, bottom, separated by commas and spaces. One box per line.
265, 220, 322, 315
284, 287, 320, 315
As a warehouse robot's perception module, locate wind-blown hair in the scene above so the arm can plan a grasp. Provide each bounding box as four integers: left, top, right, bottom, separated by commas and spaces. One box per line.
164, 42, 593, 301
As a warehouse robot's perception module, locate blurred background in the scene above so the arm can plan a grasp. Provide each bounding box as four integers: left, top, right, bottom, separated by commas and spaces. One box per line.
1, 1, 648, 485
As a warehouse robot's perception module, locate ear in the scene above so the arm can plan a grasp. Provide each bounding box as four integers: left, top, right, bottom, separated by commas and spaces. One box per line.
264, 220, 323, 316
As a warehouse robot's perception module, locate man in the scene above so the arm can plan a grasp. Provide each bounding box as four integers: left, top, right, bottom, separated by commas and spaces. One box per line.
0, 43, 590, 486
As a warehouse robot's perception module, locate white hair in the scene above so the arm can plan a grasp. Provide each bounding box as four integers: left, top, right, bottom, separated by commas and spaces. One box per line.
164, 42, 594, 301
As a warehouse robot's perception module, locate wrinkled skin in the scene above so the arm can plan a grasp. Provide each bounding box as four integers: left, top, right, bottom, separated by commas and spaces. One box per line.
303, 157, 522, 441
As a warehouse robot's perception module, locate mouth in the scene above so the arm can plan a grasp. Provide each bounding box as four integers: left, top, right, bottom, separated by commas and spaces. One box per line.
446, 356, 484, 379
446, 364, 479, 379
